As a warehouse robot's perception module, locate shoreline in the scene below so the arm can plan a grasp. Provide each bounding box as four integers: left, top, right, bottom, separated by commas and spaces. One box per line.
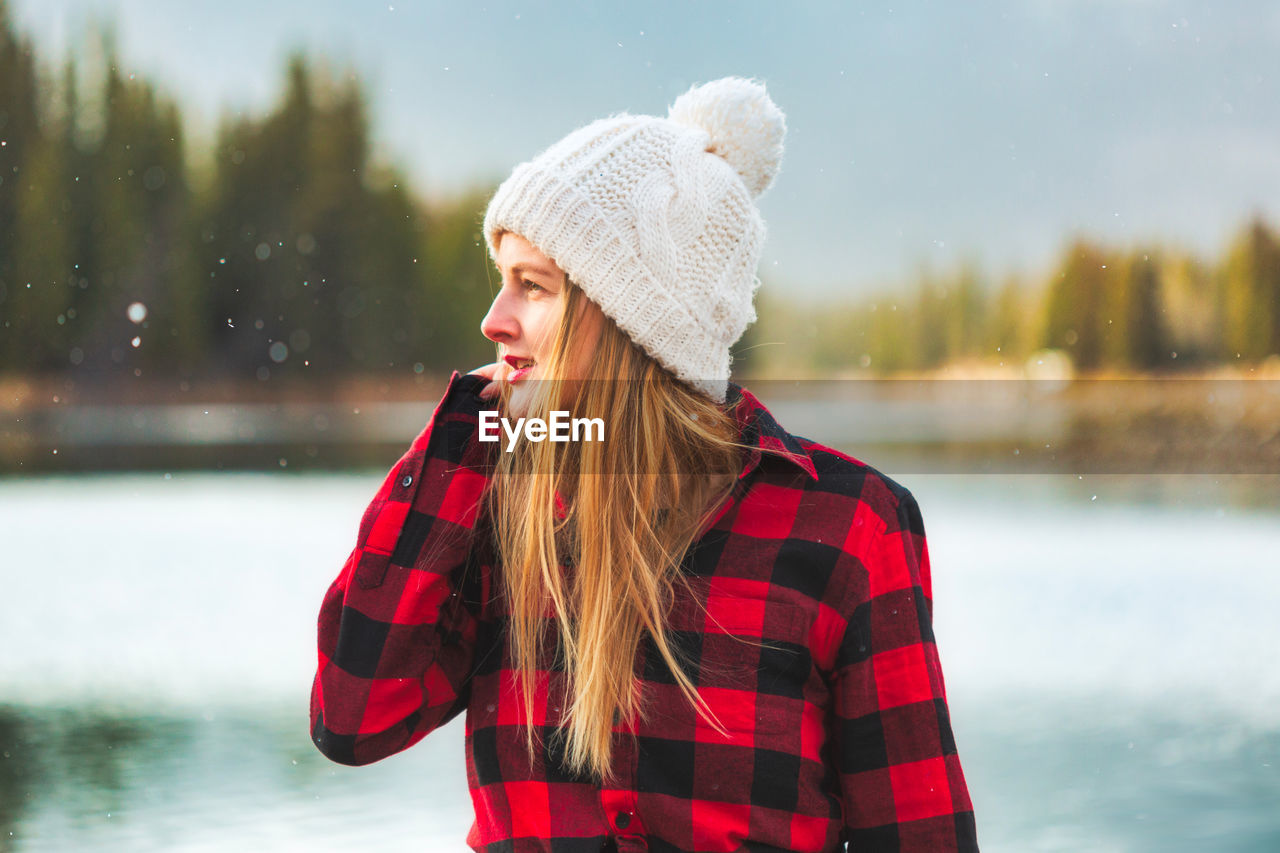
3, 365, 1279, 478
5, 360, 1280, 409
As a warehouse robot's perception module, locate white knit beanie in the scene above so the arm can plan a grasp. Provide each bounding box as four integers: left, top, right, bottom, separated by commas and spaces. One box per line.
482, 76, 786, 402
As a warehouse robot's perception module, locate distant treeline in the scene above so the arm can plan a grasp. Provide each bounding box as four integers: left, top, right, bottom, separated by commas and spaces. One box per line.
2, 5, 1278, 388
0, 5, 496, 384
743, 221, 1280, 376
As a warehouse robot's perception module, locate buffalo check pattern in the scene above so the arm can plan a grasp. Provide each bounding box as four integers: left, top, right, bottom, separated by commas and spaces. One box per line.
312, 371, 978, 852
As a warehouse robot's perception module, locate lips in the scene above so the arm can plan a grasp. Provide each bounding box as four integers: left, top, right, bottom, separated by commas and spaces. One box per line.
503, 354, 536, 383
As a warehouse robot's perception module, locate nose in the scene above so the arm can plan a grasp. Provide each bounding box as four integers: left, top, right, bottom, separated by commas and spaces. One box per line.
480, 289, 519, 345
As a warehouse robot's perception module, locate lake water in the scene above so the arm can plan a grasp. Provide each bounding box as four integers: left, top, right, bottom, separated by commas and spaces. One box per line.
1, 471, 1278, 851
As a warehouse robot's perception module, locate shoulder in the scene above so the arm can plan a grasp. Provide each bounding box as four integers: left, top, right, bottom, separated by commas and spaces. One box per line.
794, 436, 917, 528
749, 430, 927, 594
748, 429, 918, 542
728, 381, 918, 529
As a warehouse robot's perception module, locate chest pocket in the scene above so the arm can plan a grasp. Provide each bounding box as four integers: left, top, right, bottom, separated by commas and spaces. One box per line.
646, 583, 816, 737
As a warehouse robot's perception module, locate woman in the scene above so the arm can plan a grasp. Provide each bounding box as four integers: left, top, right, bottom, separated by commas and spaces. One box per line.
311, 77, 978, 852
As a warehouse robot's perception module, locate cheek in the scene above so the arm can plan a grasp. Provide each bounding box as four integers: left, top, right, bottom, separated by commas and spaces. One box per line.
527, 303, 562, 358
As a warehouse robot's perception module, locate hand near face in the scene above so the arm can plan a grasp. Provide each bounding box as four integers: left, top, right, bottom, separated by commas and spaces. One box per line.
468, 361, 506, 401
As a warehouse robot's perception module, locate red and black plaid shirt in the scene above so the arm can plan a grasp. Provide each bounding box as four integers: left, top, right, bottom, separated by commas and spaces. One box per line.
311, 371, 978, 852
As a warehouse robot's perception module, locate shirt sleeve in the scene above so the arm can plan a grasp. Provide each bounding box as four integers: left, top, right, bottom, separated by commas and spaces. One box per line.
832, 490, 979, 851
310, 370, 497, 766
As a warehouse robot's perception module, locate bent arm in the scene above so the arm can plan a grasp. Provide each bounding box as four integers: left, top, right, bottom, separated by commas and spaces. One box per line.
310, 370, 495, 765
833, 491, 979, 851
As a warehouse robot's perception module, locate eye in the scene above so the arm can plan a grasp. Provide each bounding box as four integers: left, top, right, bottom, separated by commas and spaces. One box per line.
522, 279, 545, 294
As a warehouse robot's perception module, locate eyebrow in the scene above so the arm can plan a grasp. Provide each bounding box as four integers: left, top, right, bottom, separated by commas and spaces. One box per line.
498, 261, 559, 280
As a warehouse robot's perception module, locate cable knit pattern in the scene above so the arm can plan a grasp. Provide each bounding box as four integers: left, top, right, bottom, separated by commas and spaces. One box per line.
483, 77, 786, 402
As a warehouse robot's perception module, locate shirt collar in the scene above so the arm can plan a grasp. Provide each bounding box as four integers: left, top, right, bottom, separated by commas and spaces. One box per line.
726, 382, 819, 482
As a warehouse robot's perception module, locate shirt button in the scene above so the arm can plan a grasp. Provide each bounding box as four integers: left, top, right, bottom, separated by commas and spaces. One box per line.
401, 475, 413, 487
615, 812, 631, 829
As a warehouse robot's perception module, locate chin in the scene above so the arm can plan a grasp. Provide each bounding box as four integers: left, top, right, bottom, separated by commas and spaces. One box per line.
506, 385, 535, 418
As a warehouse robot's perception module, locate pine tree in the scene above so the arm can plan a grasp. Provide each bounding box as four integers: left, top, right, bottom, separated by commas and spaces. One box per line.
1042, 239, 1109, 371
1222, 217, 1280, 361
1121, 252, 1168, 370
0, 2, 47, 369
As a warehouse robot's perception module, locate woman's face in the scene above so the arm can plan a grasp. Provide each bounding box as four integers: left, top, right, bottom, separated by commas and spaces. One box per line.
480, 232, 605, 416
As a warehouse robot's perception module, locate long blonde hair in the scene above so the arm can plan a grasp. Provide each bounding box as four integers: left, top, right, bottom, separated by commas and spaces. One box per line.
486, 275, 749, 780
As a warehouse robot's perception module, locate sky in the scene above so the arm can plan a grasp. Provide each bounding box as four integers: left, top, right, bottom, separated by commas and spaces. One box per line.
9, 0, 1280, 299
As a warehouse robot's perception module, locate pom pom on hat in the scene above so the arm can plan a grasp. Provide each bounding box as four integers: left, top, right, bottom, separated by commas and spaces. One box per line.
668, 76, 786, 197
